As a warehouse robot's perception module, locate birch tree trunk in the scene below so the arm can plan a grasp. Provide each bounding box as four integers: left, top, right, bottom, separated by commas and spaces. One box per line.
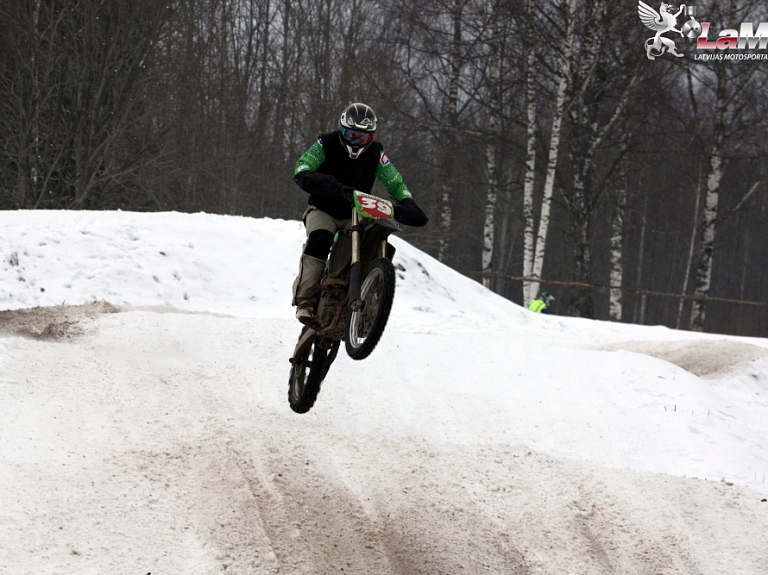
676, 164, 702, 329
481, 124, 498, 289
609, 157, 628, 321
522, 0, 537, 305
481, 3, 500, 290
569, 167, 595, 317
529, 0, 579, 302
568, 65, 637, 318
633, 181, 649, 325
437, 0, 464, 263
690, 64, 727, 332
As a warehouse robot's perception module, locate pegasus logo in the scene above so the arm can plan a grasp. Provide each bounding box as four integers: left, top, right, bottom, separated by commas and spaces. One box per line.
638, 2, 768, 61
638, 1, 688, 60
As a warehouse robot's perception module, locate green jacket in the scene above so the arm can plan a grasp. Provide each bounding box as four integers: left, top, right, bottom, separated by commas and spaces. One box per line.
529, 299, 549, 314
295, 136, 412, 201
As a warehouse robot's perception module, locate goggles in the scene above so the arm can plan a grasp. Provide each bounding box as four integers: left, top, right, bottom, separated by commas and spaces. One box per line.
340, 125, 375, 147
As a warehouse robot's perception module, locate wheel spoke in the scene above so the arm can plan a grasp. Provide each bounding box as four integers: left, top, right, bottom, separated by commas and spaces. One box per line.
345, 259, 396, 360
288, 329, 329, 413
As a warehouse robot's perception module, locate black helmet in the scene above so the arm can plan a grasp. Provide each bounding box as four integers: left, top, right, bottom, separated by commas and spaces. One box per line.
541, 292, 555, 304
338, 103, 377, 159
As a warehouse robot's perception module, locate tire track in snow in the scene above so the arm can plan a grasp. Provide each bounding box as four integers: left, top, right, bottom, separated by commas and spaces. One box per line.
1, 305, 767, 575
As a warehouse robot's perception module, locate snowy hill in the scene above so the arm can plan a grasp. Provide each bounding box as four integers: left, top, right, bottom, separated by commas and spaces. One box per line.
1, 210, 767, 574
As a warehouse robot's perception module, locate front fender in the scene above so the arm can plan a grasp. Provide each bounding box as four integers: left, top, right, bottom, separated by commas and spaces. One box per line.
366, 218, 401, 234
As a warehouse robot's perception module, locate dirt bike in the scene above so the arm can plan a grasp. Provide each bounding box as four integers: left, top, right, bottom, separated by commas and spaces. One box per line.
288, 190, 400, 414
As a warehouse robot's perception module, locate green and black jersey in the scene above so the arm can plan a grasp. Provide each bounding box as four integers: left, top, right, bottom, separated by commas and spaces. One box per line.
294, 131, 411, 219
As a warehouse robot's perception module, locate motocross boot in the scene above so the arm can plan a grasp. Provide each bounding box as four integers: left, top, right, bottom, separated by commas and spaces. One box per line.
295, 304, 315, 324
292, 253, 325, 324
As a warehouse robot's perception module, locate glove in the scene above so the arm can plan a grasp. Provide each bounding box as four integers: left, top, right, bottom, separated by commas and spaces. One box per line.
295, 171, 342, 196
393, 198, 428, 227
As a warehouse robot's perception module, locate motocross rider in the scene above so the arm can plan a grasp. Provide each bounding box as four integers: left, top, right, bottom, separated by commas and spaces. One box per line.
292, 102, 428, 324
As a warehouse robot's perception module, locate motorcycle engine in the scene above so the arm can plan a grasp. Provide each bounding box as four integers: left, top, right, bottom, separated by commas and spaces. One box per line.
316, 285, 344, 328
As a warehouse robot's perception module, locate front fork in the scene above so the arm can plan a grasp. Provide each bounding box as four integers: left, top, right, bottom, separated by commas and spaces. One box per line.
349, 211, 390, 312
349, 210, 363, 311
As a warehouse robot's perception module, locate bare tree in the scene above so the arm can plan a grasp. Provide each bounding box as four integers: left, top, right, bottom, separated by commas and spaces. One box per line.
4, 0, 768, 336
481, 0, 503, 289
437, 0, 466, 263
559, 0, 643, 317
526, 0, 579, 305
608, 139, 629, 322
521, 0, 538, 305
688, 0, 768, 330
0, 0, 171, 209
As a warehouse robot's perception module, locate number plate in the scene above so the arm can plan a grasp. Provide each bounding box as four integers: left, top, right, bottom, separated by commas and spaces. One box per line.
353, 191, 393, 220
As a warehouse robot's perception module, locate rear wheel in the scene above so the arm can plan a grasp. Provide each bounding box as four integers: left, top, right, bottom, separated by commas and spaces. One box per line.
345, 258, 396, 360
289, 327, 332, 414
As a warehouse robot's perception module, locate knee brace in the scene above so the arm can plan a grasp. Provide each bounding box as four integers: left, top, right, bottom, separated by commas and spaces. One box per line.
304, 229, 335, 260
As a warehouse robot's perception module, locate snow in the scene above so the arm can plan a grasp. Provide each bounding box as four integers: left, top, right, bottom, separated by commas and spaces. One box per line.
1, 210, 767, 574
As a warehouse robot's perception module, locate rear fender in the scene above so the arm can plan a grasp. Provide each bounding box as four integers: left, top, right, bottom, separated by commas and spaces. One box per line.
290, 327, 316, 365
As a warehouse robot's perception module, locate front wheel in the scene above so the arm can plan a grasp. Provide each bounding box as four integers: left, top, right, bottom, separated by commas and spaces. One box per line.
345, 258, 396, 360
289, 327, 333, 413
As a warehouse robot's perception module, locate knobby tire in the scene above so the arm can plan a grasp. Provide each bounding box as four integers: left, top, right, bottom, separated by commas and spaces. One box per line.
289, 327, 333, 414
345, 258, 396, 360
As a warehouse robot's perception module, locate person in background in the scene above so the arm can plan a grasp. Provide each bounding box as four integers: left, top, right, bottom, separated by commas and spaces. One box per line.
291, 102, 428, 324
529, 292, 555, 314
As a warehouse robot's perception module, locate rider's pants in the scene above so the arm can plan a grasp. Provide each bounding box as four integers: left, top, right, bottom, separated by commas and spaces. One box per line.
292, 207, 350, 307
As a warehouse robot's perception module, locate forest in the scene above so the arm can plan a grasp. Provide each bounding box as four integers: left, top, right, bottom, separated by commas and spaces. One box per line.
2, 0, 767, 336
